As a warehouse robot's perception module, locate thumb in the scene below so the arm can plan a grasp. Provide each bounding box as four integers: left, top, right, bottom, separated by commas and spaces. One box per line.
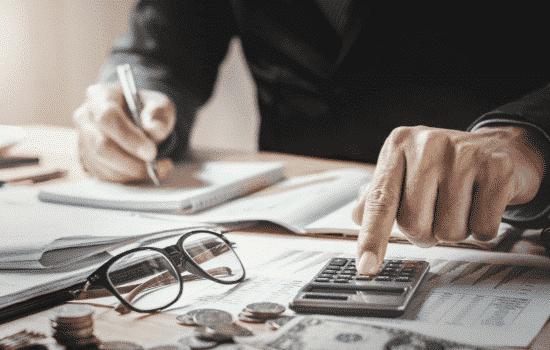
140, 90, 177, 143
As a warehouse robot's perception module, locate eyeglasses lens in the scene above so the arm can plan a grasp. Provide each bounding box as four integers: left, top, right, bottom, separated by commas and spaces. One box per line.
106, 249, 180, 311
182, 232, 244, 283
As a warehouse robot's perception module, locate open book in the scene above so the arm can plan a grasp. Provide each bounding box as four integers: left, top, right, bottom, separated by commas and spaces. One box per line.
38, 161, 284, 213
175, 168, 516, 250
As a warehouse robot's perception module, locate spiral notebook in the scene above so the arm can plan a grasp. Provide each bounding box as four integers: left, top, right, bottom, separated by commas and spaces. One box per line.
38, 161, 285, 213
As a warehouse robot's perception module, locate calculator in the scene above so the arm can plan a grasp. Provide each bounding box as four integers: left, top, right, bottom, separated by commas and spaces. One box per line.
289, 257, 429, 317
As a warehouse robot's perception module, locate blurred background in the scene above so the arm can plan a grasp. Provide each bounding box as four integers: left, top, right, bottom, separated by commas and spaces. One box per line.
0, 0, 259, 152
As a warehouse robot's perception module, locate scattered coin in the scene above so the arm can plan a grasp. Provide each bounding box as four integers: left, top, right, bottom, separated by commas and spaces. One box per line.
99, 341, 145, 350
237, 313, 267, 324
243, 302, 285, 318
207, 323, 254, 338
178, 335, 217, 350
176, 315, 197, 326
194, 326, 233, 342
265, 316, 295, 330
148, 345, 184, 350
177, 309, 221, 326
193, 309, 233, 327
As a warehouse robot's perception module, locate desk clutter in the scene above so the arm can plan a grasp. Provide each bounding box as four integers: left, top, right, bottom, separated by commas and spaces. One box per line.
0, 304, 488, 350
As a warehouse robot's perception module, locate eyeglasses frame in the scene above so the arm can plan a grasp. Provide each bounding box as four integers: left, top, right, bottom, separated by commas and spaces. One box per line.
83, 229, 246, 313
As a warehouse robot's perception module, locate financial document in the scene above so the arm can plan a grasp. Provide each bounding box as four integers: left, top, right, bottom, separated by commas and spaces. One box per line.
76, 233, 550, 348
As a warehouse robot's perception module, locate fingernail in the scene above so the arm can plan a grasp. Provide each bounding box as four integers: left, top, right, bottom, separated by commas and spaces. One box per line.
138, 144, 156, 162
357, 251, 380, 275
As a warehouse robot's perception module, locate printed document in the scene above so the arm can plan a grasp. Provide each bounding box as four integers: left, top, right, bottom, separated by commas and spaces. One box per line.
77, 233, 550, 348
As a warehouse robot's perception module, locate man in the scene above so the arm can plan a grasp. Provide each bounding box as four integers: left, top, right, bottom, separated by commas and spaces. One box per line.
73, 1, 550, 275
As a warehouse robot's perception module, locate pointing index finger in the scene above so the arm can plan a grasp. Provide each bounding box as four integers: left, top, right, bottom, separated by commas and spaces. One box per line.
357, 148, 406, 275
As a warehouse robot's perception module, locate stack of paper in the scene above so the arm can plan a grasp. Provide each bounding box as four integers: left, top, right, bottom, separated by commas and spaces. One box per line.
0, 187, 214, 269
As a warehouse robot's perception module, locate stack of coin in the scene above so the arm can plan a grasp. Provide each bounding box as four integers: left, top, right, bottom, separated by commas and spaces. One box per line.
50, 304, 98, 347
237, 302, 286, 324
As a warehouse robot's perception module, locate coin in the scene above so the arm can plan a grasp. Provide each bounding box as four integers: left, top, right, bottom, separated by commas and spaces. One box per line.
99, 341, 145, 350
209, 323, 254, 338
243, 302, 285, 317
194, 326, 232, 342
55, 335, 98, 347
237, 313, 266, 324
176, 315, 197, 326
148, 346, 184, 350
265, 316, 295, 330
177, 309, 221, 326
178, 336, 217, 350
52, 304, 94, 321
52, 320, 94, 332
53, 326, 94, 338
193, 309, 233, 327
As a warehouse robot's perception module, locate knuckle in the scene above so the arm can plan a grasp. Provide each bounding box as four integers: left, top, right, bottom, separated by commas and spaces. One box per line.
95, 103, 120, 126
364, 186, 399, 216
434, 227, 467, 242
488, 152, 514, 179
469, 224, 497, 241
388, 126, 413, 145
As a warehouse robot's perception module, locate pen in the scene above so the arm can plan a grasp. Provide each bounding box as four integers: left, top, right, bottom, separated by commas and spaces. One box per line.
0, 170, 66, 187
116, 64, 160, 186
0, 156, 40, 169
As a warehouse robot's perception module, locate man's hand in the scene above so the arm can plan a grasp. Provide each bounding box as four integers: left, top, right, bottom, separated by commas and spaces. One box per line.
352, 125, 544, 275
73, 84, 176, 183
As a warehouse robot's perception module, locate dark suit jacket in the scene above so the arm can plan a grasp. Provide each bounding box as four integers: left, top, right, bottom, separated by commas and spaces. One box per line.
99, 1, 550, 228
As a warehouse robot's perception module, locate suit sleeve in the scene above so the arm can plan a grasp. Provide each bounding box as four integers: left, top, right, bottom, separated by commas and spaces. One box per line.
97, 0, 237, 161
467, 83, 550, 228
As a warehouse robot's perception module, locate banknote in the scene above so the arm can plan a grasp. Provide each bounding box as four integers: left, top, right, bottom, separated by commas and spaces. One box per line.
236, 315, 489, 350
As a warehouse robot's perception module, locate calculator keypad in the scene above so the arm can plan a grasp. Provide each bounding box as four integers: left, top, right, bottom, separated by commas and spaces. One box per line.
313, 258, 425, 284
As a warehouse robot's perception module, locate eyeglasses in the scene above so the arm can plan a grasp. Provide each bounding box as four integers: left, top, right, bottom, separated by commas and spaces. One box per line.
73, 229, 245, 313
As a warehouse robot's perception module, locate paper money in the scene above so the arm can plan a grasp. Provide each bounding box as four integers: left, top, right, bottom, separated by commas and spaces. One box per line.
236, 315, 488, 350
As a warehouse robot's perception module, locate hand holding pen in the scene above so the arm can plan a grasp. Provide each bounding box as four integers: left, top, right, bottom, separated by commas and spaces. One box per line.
117, 64, 161, 185
72, 66, 176, 184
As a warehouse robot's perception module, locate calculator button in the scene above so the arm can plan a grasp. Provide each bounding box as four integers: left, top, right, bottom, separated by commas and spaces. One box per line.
329, 258, 348, 266
340, 271, 355, 275
374, 276, 393, 282
324, 268, 340, 272
334, 279, 350, 283
396, 277, 412, 282
382, 267, 398, 273
385, 263, 401, 268
338, 275, 353, 280
318, 274, 334, 279
355, 276, 372, 281
401, 268, 416, 273
315, 278, 331, 283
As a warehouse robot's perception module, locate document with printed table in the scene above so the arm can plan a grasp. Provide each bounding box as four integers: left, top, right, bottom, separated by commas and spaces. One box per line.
76, 233, 550, 348
37, 161, 285, 213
